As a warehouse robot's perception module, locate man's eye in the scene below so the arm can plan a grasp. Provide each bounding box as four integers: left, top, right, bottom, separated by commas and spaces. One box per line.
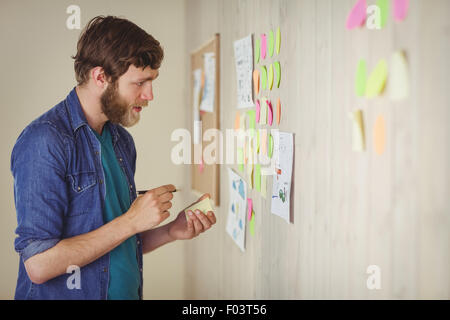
136, 82, 144, 86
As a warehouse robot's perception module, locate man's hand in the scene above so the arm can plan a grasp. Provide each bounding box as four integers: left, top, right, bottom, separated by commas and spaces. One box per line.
168, 194, 217, 240
125, 184, 176, 234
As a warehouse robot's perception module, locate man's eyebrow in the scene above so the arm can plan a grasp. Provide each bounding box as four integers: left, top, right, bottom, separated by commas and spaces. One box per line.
136, 73, 159, 82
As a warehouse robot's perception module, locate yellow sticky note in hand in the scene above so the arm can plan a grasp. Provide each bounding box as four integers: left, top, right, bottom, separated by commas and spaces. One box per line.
185, 197, 213, 220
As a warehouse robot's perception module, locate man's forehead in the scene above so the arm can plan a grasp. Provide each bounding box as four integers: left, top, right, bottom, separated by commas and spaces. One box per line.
126, 64, 159, 79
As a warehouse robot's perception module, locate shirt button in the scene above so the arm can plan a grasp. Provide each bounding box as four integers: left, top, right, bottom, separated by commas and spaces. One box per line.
99, 179, 103, 184
129, 185, 133, 189
119, 158, 123, 162
103, 267, 107, 273
137, 240, 140, 245
95, 151, 99, 155
77, 186, 81, 191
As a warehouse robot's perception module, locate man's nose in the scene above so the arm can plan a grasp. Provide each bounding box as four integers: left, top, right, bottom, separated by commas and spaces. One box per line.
141, 83, 154, 101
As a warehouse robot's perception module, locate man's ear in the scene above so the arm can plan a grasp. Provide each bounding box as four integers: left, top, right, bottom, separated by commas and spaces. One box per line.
90, 67, 108, 90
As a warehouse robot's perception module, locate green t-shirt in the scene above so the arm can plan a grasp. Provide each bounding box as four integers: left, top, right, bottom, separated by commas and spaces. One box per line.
93, 125, 140, 300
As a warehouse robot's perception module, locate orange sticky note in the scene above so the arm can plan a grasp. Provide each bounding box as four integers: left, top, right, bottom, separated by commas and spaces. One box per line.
253, 69, 260, 96
374, 115, 386, 155
276, 98, 281, 124
234, 111, 240, 131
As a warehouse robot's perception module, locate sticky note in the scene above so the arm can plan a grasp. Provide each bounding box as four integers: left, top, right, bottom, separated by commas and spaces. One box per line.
247, 163, 253, 189
261, 129, 267, 155
237, 148, 244, 172
239, 111, 247, 131
374, 114, 386, 155
261, 34, 267, 60
254, 37, 260, 64
260, 97, 267, 124
393, 0, 408, 22
255, 100, 261, 123
254, 164, 261, 192
267, 100, 273, 126
349, 109, 365, 152
198, 158, 204, 173
249, 211, 255, 236
261, 175, 267, 198
247, 110, 256, 138
260, 66, 267, 90
268, 133, 273, 158
247, 198, 253, 221
234, 111, 240, 131
346, 0, 367, 30
366, 59, 388, 98
274, 61, 281, 88
376, 0, 389, 28
256, 130, 260, 153
268, 64, 274, 90
355, 59, 367, 97
253, 69, 260, 96
276, 98, 281, 124
276, 27, 281, 55
185, 197, 213, 220
389, 50, 409, 101
268, 30, 274, 57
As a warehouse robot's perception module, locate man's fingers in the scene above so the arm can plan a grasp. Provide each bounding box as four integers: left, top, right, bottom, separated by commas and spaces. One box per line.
158, 191, 174, 203
160, 201, 172, 212
194, 210, 211, 230
190, 212, 204, 234
155, 184, 176, 196
205, 211, 216, 224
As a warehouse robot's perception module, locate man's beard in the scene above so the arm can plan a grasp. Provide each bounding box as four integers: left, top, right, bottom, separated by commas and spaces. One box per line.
100, 81, 143, 127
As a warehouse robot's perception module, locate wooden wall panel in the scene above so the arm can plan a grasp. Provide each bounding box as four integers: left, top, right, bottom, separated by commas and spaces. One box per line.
184, 0, 450, 299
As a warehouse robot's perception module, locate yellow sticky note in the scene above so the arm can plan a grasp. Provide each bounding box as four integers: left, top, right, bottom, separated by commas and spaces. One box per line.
247, 163, 253, 189
185, 197, 213, 220
276, 27, 281, 55
261, 175, 267, 198
389, 51, 409, 101
268, 64, 274, 90
366, 59, 388, 98
349, 109, 365, 152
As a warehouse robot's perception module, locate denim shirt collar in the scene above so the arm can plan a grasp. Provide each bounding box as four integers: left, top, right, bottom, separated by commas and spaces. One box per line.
66, 87, 120, 146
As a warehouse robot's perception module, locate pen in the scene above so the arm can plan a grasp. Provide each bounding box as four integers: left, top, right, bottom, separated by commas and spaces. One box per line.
137, 189, 179, 195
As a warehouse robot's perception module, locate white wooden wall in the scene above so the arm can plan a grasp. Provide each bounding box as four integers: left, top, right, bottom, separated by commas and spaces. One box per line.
183, 0, 450, 299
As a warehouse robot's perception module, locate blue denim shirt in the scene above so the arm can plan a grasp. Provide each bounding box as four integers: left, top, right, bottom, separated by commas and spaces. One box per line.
11, 87, 143, 300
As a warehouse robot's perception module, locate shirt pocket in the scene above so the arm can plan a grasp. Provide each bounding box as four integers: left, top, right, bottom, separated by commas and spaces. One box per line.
66, 171, 98, 217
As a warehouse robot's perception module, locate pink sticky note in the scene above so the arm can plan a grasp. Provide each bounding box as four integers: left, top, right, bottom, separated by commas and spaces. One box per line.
255, 100, 260, 123
346, 0, 367, 30
267, 100, 273, 126
198, 158, 204, 173
247, 198, 253, 221
393, 0, 409, 21
261, 34, 267, 60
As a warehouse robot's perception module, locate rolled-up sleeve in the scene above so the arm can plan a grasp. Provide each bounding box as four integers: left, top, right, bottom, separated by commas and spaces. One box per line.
11, 123, 69, 262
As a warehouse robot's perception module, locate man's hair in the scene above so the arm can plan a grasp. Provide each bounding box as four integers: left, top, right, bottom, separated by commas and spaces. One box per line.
72, 16, 164, 85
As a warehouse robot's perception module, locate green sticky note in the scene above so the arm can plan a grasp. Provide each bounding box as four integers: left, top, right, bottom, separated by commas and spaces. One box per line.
355, 59, 367, 97
254, 164, 261, 192
254, 38, 260, 64
260, 66, 267, 90
249, 211, 255, 236
274, 61, 281, 88
376, 0, 389, 28
268, 64, 274, 90
237, 148, 244, 172
366, 59, 388, 98
276, 27, 281, 55
268, 30, 274, 57
268, 133, 273, 158
257, 130, 260, 153
247, 110, 256, 137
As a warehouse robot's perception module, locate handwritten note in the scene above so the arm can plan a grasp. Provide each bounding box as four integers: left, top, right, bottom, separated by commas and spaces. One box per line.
199, 52, 215, 112
271, 131, 294, 223
226, 168, 247, 252
234, 35, 254, 109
